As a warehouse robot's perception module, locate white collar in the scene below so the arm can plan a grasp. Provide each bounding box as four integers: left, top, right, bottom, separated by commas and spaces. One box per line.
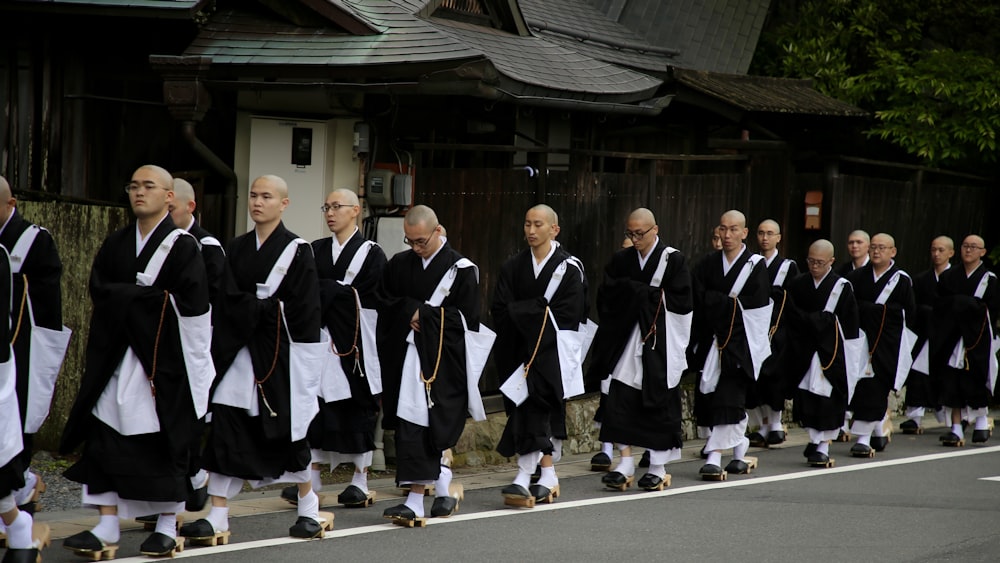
722, 244, 747, 275
813, 268, 832, 289
331, 227, 358, 263
637, 235, 661, 269
421, 236, 447, 269
136, 213, 170, 256
531, 241, 557, 278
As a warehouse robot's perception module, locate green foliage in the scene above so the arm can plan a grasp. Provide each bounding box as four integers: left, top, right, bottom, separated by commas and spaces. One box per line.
753, 0, 1000, 168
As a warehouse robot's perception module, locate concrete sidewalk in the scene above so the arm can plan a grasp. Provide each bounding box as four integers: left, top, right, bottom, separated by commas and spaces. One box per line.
31, 413, 971, 540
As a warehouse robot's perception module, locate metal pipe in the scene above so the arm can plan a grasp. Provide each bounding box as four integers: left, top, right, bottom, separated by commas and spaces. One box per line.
181, 121, 238, 240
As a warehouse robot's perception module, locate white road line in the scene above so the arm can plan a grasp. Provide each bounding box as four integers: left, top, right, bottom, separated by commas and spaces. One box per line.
112, 445, 1000, 561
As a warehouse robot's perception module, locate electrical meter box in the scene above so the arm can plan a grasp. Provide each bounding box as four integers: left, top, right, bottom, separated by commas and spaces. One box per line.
366, 169, 394, 207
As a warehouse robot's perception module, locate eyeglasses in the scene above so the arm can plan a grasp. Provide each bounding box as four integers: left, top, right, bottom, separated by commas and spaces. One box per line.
320, 203, 353, 213
624, 227, 654, 241
757, 231, 779, 237
806, 258, 830, 267
403, 225, 439, 248
124, 181, 167, 195
962, 244, 985, 251
870, 245, 893, 252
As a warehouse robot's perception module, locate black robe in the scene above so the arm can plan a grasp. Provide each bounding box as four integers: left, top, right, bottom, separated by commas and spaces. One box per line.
61, 216, 209, 502
0, 210, 63, 468
0, 247, 24, 496
204, 222, 320, 480
376, 242, 479, 482
847, 263, 915, 421
587, 242, 692, 450
492, 246, 586, 457
746, 255, 799, 411
904, 267, 944, 409
787, 271, 860, 431
307, 231, 387, 455
690, 247, 770, 427
188, 220, 226, 311
932, 263, 1000, 409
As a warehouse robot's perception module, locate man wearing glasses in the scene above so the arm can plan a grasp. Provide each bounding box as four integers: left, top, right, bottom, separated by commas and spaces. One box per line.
186, 174, 327, 543
786, 240, 860, 467
845, 234, 915, 457
281, 189, 387, 509
933, 235, 999, 446
61, 165, 212, 558
586, 208, 692, 491
746, 219, 799, 448
689, 210, 771, 480
377, 205, 482, 524
900, 236, 954, 434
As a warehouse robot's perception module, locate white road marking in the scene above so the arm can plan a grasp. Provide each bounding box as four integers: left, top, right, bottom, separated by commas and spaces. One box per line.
112, 445, 1000, 561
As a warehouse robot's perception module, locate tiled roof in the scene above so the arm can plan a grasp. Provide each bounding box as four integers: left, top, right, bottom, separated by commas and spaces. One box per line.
518, 0, 671, 73
185, 1, 661, 100
673, 69, 869, 117
5, 0, 207, 16
590, 0, 771, 74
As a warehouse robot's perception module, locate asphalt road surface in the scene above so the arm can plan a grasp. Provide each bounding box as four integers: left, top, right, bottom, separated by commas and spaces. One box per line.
38, 430, 1000, 563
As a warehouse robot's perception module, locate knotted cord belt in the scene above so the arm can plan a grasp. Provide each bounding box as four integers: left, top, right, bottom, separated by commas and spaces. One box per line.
769, 289, 787, 341
642, 292, 664, 350
10, 274, 27, 345
256, 300, 282, 417
420, 307, 446, 408
147, 290, 170, 399
865, 304, 888, 375
332, 287, 364, 377
521, 305, 550, 380
715, 297, 738, 359
821, 318, 840, 372
963, 309, 990, 371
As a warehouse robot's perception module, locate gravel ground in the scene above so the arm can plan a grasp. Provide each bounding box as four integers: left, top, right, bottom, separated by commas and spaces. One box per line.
27, 450, 399, 515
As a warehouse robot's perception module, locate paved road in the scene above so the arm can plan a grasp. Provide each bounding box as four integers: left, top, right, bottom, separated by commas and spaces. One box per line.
34, 425, 1000, 563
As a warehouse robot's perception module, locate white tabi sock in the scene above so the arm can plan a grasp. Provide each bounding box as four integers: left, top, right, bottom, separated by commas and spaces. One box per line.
297, 490, 320, 521
952, 424, 964, 439
190, 469, 209, 490
311, 467, 323, 493
975, 416, 990, 431
434, 465, 453, 498
537, 466, 558, 489
13, 472, 37, 506
92, 514, 121, 545
513, 451, 541, 489
155, 514, 177, 539
550, 438, 563, 463
5, 510, 33, 549
817, 442, 830, 455
404, 492, 425, 518
769, 411, 785, 432
733, 437, 749, 461
648, 463, 666, 479
351, 470, 369, 494
934, 408, 948, 423
601, 442, 613, 457
905, 406, 925, 420
856, 434, 871, 446
206, 506, 230, 533
706, 452, 722, 467
613, 454, 635, 477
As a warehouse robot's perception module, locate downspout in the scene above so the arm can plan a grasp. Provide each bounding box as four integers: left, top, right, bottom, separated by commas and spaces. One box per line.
181, 121, 238, 240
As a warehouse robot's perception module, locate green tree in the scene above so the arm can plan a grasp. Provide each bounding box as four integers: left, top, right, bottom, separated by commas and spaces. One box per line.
752, 0, 1000, 170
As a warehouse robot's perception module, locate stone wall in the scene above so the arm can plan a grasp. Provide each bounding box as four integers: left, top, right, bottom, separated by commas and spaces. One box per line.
18, 200, 131, 450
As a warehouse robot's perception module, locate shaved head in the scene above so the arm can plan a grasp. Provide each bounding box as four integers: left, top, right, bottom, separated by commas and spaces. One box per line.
721, 210, 747, 228
253, 174, 288, 199
628, 208, 656, 227
0, 176, 10, 199
405, 204, 438, 228
329, 188, 360, 207
173, 178, 195, 205
930, 236, 954, 271
933, 235, 954, 251
811, 239, 835, 256
849, 230, 871, 243
529, 204, 558, 226
758, 219, 780, 234
136, 165, 173, 190
872, 233, 895, 247
0, 175, 14, 224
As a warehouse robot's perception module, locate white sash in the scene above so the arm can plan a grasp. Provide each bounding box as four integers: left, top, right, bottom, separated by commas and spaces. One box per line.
399, 258, 488, 427
0, 352, 22, 467
258, 238, 308, 298
773, 259, 793, 287
8, 225, 41, 274
340, 240, 375, 286
974, 271, 995, 299
875, 270, 909, 305
198, 235, 222, 251
136, 229, 188, 287
281, 302, 324, 442
22, 293, 73, 433
319, 327, 352, 403
171, 296, 214, 419
728, 253, 763, 298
